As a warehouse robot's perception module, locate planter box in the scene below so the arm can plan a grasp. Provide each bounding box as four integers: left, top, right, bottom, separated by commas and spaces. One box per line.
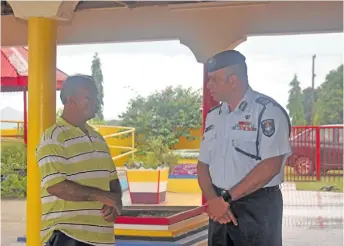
170, 149, 199, 176
126, 168, 169, 204
114, 206, 208, 244
18, 206, 209, 245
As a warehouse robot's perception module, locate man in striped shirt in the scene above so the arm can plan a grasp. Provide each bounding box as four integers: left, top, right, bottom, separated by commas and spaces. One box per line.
37, 75, 122, 246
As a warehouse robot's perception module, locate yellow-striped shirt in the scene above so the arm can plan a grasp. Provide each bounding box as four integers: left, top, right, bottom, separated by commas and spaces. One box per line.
36, 117, 118, 246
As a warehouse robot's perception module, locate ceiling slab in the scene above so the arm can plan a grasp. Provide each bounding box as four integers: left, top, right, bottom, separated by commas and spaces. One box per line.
1, 1, 342, 62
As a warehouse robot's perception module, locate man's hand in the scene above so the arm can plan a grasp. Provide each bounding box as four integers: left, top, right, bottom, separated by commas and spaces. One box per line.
206, 197, 238, 226
214, 206, 238, 226
96, 191, 122, 215
101, 205, 118, 222
206, 197, 228, 219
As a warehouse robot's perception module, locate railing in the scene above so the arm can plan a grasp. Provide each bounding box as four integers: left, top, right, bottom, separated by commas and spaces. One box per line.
0, 120, 24, 140
92, 125, 137, 161
286, 125, 343, 182
1, 120, 137, 163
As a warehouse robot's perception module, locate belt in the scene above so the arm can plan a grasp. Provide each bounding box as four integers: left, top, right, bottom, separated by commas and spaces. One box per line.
212, 184, 280, 200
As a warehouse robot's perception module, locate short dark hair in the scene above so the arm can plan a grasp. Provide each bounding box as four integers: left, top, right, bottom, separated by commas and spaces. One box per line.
224, 63, 248, 84
60, 74, 97, 105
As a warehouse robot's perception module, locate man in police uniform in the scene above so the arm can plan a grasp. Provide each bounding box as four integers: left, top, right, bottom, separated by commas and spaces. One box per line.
197, 50, 291, 246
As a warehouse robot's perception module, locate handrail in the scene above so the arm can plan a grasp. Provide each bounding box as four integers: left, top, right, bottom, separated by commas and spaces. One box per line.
102, 129, 134, 139
1, 120, 24, 124
93, 125, 137, 161
0, 120, 24, 139
1, 120, 136, 162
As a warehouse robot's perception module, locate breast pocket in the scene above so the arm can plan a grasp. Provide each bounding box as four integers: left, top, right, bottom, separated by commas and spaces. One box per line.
232, 133, 260, 161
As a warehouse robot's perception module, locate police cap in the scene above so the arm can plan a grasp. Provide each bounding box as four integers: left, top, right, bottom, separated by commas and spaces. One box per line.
206, 50, 246, 73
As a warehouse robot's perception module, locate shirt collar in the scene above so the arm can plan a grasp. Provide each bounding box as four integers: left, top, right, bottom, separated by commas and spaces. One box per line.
57, 117, 74, 128
57, 117, 95, 135
220, 87, 254, 115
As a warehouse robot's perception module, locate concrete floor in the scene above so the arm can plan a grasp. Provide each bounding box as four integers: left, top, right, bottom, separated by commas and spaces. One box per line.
2, 183, 343, 246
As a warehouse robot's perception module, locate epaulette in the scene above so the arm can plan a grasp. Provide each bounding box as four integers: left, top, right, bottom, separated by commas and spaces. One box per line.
208, 104, 221, 113
255, 97, 272, 106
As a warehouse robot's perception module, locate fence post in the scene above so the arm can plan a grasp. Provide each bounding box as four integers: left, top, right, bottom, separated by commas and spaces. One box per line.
315, 127, 321, 181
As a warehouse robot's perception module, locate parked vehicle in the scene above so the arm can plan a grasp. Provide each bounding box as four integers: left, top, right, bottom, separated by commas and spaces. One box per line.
289, 125, 343, 176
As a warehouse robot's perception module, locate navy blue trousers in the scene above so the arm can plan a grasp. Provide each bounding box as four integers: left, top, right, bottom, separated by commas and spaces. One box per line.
208, 185, 283, 246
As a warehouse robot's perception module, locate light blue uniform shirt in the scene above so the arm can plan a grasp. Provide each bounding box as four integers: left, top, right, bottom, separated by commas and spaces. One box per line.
198, 88, 292, 189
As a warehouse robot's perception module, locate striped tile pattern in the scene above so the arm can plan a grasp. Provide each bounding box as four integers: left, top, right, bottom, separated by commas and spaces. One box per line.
114, 213, 208, 238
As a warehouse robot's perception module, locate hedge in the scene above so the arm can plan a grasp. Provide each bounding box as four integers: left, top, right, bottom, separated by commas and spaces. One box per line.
1, 142, 27, 198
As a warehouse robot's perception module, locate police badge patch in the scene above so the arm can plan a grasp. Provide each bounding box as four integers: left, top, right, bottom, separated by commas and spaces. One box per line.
261, 119, 275, 137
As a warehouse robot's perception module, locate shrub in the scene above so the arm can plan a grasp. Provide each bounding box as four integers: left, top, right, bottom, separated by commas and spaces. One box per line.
173, 149, 199, 159
1, 143, 27, 198
125, 136, 179, 170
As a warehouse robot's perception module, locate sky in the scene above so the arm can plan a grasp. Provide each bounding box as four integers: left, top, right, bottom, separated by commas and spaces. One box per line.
0, 32, 343, 121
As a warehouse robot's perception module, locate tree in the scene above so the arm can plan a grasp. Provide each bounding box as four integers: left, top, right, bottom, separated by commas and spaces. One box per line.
119, 85, 202, 148
106, 119, 123, 126
302, 87, 319, 125
315, 64, 343, 125
91, 52, 105, 121
287, 74, 306, 126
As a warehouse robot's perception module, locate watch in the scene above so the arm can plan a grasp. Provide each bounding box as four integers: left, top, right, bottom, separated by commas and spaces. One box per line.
221, 190, 232, 203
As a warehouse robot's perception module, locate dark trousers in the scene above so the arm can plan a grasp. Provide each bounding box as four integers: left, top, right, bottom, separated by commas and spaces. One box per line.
47, 230, 92, 246
208, 185, 283, 246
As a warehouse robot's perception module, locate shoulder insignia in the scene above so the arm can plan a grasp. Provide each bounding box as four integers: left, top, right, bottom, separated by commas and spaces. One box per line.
208, 104, 221, 113
255, 97, 272, 106
205, 124, 214, 133
238, 101, 248, 111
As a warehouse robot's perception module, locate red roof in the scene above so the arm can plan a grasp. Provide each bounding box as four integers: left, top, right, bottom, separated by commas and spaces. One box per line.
1, 47, 68, 92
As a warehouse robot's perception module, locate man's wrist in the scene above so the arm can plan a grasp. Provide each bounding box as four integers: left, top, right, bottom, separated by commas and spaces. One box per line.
222, 190, 233, 203
93, 189, 109, 202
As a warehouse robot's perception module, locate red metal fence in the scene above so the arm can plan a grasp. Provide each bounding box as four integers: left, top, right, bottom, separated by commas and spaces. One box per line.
286, 125, 343, 182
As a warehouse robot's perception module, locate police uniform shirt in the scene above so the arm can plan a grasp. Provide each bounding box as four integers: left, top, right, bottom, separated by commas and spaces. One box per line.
198, 87, 292, 190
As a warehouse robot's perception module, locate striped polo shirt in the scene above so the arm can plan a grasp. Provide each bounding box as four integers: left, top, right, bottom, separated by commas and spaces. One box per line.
36, 117, 118, 246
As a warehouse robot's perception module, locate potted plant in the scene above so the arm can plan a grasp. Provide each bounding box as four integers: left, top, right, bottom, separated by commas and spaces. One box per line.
124, 136, 179, 204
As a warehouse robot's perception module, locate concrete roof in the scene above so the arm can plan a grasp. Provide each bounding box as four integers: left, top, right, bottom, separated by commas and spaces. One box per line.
2, 1, 343, 62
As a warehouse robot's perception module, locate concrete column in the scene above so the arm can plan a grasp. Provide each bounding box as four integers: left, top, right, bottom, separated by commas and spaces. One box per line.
26, 17, 57, 246
5, 2, 78, 244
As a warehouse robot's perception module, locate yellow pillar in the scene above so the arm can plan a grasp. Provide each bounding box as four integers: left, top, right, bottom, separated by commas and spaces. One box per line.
27, 17, 57, 246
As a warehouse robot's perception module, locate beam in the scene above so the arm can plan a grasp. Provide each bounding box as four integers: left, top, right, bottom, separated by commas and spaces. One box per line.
2, 1, 342, 61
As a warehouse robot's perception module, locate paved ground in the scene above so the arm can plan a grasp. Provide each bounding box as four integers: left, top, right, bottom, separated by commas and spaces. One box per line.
2, 183, 343, 245
283, 227, 343, 246
1, 199, 26, 246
